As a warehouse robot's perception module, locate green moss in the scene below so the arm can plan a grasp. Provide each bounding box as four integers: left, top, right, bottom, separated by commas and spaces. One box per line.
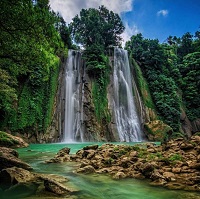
4, 58, 61, 135
169, 153, 183, 162
118, 149, 127, 156
132, 59, 156, 110
171, 132, 185, 139
147, 152, 163, 160
113, 147, 119, 151
138, 149, 148, 158
194, 132, 200, 136
104, 158, 114, 166
92, 57, 111, 124
0, 131, 19, 146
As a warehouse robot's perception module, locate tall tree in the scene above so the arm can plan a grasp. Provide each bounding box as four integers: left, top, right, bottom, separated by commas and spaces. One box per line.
69, 5, 125, 48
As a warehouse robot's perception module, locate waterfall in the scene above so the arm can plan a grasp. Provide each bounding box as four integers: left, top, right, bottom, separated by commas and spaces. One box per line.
112, 47, 143, 142
63, 50, 84, 142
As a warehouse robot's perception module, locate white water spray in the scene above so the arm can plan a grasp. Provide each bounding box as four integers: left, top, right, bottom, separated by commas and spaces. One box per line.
63, 50, 84, 142
113, 47, 143, 142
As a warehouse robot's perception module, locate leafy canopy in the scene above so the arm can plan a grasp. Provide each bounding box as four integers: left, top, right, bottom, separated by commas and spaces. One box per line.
69, 5, 125, 48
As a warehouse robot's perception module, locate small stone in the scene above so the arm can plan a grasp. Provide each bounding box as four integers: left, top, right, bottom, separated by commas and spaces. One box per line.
83, 145, 98, 150
172, 167, 181, 173
76, 165, 95, 174
112, 171, 126, 179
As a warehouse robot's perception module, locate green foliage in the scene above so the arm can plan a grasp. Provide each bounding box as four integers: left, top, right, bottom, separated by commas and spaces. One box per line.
132, 58, 156, 110
92, 61, 111, 123
169, 153, 183, 162
171, 132, 185, 139
104, 158, 114, 166
127, 30, 200, 133
125, 34, 181, 131
6, 60, 60, 133
138, 148, 148, 158
0, 0, 68, 134
69, 5, 124, 48
147, 152, 163, 161
55, 14, 72, 48
180, 52, 200, 120
69, 6, 124, 130
0, 131, 19, 146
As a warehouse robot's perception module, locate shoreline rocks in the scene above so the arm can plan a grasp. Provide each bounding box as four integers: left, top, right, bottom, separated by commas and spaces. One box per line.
0, 147, 32, 171
0, 146, 78, 199
46, 135, 200, 192
0, 166, 78, 199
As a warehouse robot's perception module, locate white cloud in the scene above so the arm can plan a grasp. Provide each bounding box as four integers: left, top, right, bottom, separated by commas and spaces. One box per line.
157, 9, 169, 17
49, 0, 135, 47
121, 22, 140, 47
50, 0, 133, 24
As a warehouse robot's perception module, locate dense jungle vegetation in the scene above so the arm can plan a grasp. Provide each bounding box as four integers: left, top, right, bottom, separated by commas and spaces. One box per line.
0, 0, 199, 138
0, 0, 71, 134
125, 32, 200, 132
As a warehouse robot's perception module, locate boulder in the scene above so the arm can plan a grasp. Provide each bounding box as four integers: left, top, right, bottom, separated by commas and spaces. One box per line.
0, 167, 36, 190
0, 166, 78, 198
57, 147, 70, 156
76, 165, 95, 174
144, 120, 173, 141
0, 147, 18, 157
140, 162, 156, 177
46, 147, 71, 163
163, 172, 176, 181
150, 170, 165, 181
0, 131, 29, 148
0, 147, 32, 171
83, 145, 98, 150
112, 171, 126, 179
44, 178, 76, 195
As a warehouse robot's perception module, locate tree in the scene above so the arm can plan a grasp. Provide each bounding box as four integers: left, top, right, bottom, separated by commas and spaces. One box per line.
178, 32, 194, 58
180, 52, 200, 120
55, 14, 72, 48
69, 5, 125, 48
125, 33, 181, 131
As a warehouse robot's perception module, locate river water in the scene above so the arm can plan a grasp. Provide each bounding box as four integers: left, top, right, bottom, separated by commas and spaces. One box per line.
16, 143, 200, 199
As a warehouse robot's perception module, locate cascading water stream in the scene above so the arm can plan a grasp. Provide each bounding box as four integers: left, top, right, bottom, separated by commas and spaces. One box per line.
63, 50, 84, 142
113, 47, 143, 142
63, 48, 143, 142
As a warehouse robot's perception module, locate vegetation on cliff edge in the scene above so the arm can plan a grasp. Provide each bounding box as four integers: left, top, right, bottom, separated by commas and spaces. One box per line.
0, 0, 70, 135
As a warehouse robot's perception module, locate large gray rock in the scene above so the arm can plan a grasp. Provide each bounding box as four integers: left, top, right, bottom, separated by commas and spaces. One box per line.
0, 147, 32, 171
0, 167, 35, 190
0, 166, 78, 198
46, 147, 71, 163
44, 178, 77, 195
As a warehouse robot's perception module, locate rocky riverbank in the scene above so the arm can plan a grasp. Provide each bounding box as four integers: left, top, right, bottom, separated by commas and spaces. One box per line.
0, 134, 78, 199
47, 134, 200, 192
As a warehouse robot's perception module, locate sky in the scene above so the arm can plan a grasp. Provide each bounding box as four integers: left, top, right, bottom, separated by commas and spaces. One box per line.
49, 0, 200, 46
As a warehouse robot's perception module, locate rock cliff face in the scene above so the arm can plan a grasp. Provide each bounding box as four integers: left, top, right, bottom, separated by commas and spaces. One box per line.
180, 109, 200, 137
130, 58, 200, 141
44, 50, 199, 143
81, 77, 114, 141
50, 54, 116, 142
